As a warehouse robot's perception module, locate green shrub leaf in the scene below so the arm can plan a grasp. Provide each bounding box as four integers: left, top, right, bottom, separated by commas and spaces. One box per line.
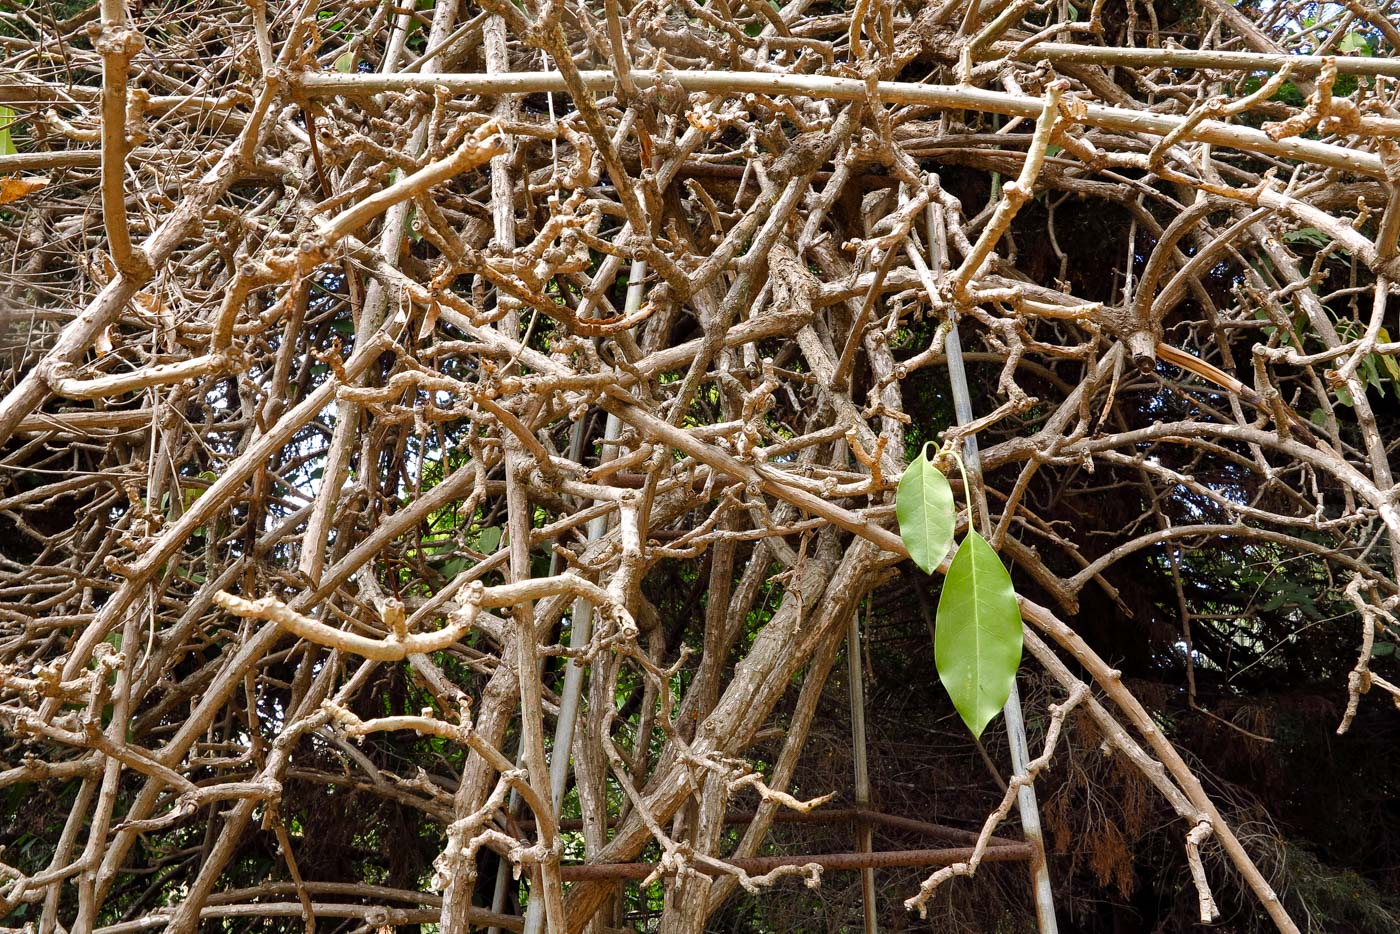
896, 444, 955, 573
936, 531, 1024, 737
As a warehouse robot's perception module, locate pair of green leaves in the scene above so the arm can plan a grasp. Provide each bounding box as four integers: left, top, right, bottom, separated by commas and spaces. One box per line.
896, 444, 1023, 738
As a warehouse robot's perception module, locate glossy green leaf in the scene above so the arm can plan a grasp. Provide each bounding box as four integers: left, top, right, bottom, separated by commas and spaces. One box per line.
895, 444, 955, 574
935, 531, 1024, 738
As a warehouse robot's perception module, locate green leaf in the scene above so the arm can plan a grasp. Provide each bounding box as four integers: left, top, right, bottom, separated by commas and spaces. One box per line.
471, 525, 503, 554
896, 444, 955, 573
1377, 329, 1400, 382
0, 106, 16, 156
1361, 353, 1384, 396
1283, 227, 1328, 248
935, 531, 1023, 738
1337, 32, 1373, 56
181, 470, 219, 510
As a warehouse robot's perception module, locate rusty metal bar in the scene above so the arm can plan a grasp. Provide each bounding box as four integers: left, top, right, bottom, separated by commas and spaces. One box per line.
557, 843, 1034, 881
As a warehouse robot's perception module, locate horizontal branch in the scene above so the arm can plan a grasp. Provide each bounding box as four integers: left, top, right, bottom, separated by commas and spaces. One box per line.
212, 590, 483, 661
90, 901, 521, 934
1022, 42, 1400, 78
558, 843, 1033, 880
46, 354, 230, 400
298, 69, 1385, 177
213, 573, 628, 662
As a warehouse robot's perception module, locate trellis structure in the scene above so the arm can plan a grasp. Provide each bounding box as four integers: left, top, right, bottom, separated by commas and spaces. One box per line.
3, 0, 1400, 932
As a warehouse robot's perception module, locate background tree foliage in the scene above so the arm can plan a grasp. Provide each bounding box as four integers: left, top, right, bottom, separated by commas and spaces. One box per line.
2, 0, 1399, 932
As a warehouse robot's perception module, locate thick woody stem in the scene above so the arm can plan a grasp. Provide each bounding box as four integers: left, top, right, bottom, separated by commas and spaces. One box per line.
951, 80, 1066, 302
96, 0, 147, 278
6, 5, 1394, 934
1019, 599, 1300, 934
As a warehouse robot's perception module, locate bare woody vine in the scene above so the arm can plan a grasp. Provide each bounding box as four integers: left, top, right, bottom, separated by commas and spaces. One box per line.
1, 0, 1399, 932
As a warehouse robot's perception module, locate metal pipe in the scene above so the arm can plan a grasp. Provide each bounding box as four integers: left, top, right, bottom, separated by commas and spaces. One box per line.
521, 258, 645, 934
1004, 680, 1057, 929
847, 604, 878, 934
543, 262, 642, 809
927, 190, 1060, 934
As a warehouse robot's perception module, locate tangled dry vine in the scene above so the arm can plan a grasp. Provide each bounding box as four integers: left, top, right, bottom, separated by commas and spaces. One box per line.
2, 0, 1399, 931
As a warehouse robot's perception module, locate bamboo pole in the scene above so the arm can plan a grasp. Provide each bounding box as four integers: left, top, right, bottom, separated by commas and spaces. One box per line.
847, 602, 877, 934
